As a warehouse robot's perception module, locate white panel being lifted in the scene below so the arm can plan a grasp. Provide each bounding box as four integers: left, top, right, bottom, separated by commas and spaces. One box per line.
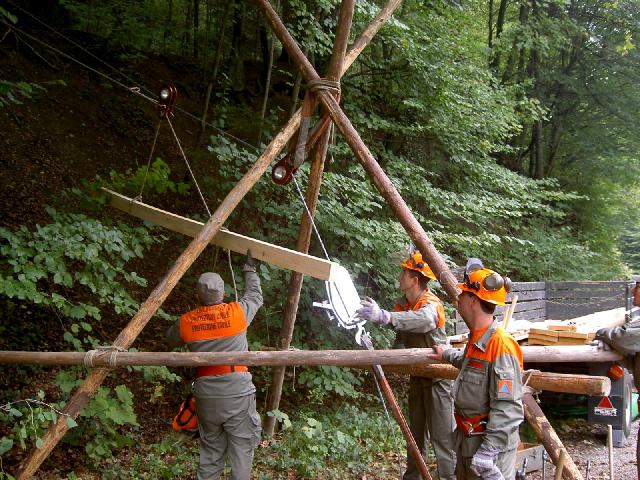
102, 188, 340, 281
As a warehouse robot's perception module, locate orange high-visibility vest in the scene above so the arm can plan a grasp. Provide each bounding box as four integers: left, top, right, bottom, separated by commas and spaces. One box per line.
179, 303, 248, 343
394, 290, 446, 329
179, 303, 249, 377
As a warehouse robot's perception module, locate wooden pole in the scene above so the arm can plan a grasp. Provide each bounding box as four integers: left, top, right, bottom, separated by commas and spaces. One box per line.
523, 389, 584, 480
15, 105, 302, 480
554, 450, 567, 480
445, 345, 622, 363
607, 424, 614, 480
381, 364, 611, 396
1, 344, 619, 369
0, 350, 612, 395
0, 349, 441, 368
264, 0, 355, 438
254, 0, 460, 303
502, 294, 518, 330
371, 365, 433, 480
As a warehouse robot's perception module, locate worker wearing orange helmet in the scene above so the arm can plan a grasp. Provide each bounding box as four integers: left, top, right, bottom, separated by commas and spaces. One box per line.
595, 274, 640, 479
433, 258, 523, 480
357, 250, 456, 480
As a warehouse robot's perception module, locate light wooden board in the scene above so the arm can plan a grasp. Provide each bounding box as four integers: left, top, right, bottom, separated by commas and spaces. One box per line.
103, 188, 339, 281
528, 336, 590, 346
547, 322, 577, 332
529, 328, 559, 340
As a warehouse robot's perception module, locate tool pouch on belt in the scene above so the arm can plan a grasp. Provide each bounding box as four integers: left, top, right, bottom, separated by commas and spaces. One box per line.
454, 412, 488, 437
172, 393, 198, 438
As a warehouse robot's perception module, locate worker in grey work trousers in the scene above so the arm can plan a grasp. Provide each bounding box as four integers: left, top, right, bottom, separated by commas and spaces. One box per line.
356, 250, 456, 480
166, 250, 263, 480
596, 273, 640, 480
433, 259, 523, 480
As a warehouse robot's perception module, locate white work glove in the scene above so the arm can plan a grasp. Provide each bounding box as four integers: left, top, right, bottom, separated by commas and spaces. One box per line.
470, 446, 504, 480
356, 297, 391, 326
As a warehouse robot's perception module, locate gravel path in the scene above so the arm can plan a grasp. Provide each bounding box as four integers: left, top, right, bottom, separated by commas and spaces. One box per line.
526, 418, 638, 479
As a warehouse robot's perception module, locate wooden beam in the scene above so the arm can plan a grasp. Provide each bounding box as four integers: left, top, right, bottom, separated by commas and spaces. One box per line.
523, 390, 584, 480
264, 0, 357, 438
382, 364, 611, 396
103, 188, 337, 281
0, 349, 438, 367
0, 349, 611, 396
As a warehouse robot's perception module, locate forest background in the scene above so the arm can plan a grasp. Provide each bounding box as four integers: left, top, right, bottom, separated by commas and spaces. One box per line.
1, 0, 639, 478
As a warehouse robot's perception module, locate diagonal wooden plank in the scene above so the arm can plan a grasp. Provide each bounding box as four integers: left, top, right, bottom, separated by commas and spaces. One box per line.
103, 188, 338, 281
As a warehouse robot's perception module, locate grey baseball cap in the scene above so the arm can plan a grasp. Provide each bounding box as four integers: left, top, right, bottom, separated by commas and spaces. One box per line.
197, 272, 224, 305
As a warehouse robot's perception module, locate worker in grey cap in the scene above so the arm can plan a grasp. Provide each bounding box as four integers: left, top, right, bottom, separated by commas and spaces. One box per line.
595, 274, 640, 479
167, 250, 263, 480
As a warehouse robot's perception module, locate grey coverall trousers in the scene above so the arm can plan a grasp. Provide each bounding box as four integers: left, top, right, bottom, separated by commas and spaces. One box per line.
196, 394, 261, 480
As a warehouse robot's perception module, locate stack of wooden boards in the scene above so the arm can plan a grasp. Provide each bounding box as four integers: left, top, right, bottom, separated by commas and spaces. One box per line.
448, 307, 625, 347
527, 322, 595, 346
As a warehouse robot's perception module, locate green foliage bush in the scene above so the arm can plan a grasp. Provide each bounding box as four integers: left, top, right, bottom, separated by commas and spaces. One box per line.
256, 404, 404, 478
0, 172, 181, 465
0, 207, 159, 350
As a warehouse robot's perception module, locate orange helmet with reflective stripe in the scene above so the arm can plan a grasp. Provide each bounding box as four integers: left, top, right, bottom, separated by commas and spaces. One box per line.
400, 251, 436, 281
459, 259, 511, 305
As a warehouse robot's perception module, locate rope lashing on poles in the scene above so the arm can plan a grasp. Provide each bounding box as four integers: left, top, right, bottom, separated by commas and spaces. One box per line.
83, 346, 127, 368
306, 78, 341, 96
295, 79, 340, 167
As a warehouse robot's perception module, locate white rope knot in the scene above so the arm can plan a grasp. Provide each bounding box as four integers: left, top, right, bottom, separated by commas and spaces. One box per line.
83, 346, 127, 368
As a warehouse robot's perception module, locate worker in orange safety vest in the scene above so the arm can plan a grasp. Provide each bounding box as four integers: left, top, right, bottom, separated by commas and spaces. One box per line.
433, 258, 523, 480
595, 274, 640, 480
356, 251, 456, 480
166, 250, 263, 480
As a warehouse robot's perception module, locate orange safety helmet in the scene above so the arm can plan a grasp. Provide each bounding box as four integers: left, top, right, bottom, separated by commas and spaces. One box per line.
400, 251, 437, 281
459, 261, 511, 305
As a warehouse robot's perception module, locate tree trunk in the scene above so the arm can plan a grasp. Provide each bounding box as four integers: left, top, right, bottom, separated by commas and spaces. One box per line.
193, 0, 199, 59
183, 0, 192, 57
530, 0, 544, 179
211, 2, 231, 85
258, 19, 277, 145
490, 0, 509, 71
163, 0, 173, 55
230, 2, 247, 92
488, 0, 494, 50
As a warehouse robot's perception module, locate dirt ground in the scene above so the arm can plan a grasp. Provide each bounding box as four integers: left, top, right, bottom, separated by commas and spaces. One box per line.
526, 418, 638, 479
